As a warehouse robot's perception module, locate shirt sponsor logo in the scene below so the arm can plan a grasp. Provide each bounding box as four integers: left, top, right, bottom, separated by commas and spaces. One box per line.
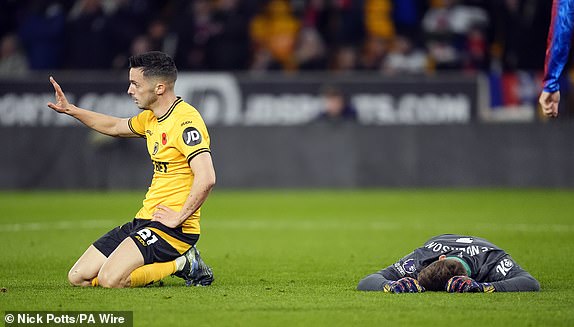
152, 160, 169, 173
182, 127, 202, 146
495, 258, 514, 276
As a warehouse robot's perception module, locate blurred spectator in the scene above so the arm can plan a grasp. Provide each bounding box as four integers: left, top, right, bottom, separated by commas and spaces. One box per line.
112, 34, 152, 69
331, 0, 366, 47
427, 40, 461, 71
358, 35, 388, 70
364, 0, 394, 40
146, 19, 177, 57
65, 0, 111, 69
0, 34, 29, 77
18, 1, 65, 69
422, 0, 488, 36
107, 0, 149, 69
382, 35, 427, 74
493, 0, 552, 71
462, 27, 488, 72
0, 0, 553, 76
391, 0, 427, 44
301, 0, 336, 50
250, 0, 300, 71
173, 0, 214, 71
314, 84, 357, 123
330, 45, 358, 72
206, 0, 249, 71
0, 0, 20, 40
294, 27, 327, 71
422, 0, 488, 71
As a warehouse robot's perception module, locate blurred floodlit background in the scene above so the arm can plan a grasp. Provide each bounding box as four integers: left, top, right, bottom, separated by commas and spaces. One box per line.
1, 0, 573, 189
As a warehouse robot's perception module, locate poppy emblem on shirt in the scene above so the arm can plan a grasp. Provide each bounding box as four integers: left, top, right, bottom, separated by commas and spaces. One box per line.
162, 133, 167, 145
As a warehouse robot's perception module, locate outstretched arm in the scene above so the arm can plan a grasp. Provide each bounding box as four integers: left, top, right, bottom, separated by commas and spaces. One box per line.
357, 266, 423, 293
448, 267, 540, 293
489, 271, 540, 292
47, 76, 136, 137
357, 271, 396, 291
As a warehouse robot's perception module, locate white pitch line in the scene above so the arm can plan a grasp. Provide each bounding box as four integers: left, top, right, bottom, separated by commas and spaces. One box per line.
0, 220, 117, 232
203, 219, 574, 233
1, 219, 572, 234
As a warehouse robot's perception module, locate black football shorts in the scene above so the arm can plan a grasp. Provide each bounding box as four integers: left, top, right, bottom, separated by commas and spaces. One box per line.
93, 218, 199, 264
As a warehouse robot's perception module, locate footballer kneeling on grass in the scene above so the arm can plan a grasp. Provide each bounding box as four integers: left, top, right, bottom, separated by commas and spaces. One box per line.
47, 51, 215, 288
357, 234, 540, 293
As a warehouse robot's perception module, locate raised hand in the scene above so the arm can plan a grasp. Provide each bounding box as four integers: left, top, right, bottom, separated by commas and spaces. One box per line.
47, 76, 74, 114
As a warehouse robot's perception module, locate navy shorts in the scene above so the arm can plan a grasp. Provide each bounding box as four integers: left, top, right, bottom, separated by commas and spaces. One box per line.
93, 219, 199, 265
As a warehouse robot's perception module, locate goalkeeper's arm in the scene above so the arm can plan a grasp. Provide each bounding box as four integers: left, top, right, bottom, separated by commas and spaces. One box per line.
357, 271, 424, 293
447, 271, 540, 293
357, 272, 395, 291
490, 271, 540, 292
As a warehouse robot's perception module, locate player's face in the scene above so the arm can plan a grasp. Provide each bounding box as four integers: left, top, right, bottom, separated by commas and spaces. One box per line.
127, 68, 158, 110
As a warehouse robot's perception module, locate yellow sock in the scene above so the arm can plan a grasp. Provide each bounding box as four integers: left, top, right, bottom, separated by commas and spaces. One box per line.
91, 277, 99, 287
129, 261, 177, 287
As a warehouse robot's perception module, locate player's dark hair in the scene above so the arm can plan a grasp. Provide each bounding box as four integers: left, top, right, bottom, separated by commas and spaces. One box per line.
417, 260, 468, 291
129, 51, 177, 83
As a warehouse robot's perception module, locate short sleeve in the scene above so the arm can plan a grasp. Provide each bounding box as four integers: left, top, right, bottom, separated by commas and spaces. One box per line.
128, 111, 149, 138
175, 119, 211, 165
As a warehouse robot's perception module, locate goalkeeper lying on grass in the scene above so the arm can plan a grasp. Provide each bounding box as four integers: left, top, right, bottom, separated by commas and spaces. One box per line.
357, 234, 540, 293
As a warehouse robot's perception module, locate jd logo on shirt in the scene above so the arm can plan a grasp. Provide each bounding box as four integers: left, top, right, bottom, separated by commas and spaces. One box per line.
183, 127, 202, 146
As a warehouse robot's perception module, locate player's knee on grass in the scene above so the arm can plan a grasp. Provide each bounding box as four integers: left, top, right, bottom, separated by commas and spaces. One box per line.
97, 270, 130, 288
67, 267, 95, 287
67, 269, 85, 286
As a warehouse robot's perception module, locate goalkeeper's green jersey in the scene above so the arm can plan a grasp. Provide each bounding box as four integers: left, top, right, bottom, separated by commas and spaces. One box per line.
359, 234, 539, 292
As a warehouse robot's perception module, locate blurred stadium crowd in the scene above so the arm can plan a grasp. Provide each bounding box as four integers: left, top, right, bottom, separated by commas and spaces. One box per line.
0, 0, 552, 75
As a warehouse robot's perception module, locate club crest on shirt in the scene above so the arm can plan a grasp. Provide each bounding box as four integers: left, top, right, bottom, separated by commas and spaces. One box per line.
162, 133, 167, 145
153, 142, 159, 155
402, 259, 417, 274
182, 127, 202, 146
394, 258, 416, 276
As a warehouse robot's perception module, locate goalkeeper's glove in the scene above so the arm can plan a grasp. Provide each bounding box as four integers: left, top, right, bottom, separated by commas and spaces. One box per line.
446, 276, 495, 293
383, 277, 425, 293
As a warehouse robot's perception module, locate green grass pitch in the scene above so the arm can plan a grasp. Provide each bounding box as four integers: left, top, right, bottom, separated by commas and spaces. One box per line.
1, 189, 573, 326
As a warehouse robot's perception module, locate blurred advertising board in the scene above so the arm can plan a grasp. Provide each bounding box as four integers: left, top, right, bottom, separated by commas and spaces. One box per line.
0, 73, 478, 126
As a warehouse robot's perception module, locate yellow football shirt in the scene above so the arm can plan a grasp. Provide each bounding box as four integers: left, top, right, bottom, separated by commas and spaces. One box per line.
128, 97, 210, 234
